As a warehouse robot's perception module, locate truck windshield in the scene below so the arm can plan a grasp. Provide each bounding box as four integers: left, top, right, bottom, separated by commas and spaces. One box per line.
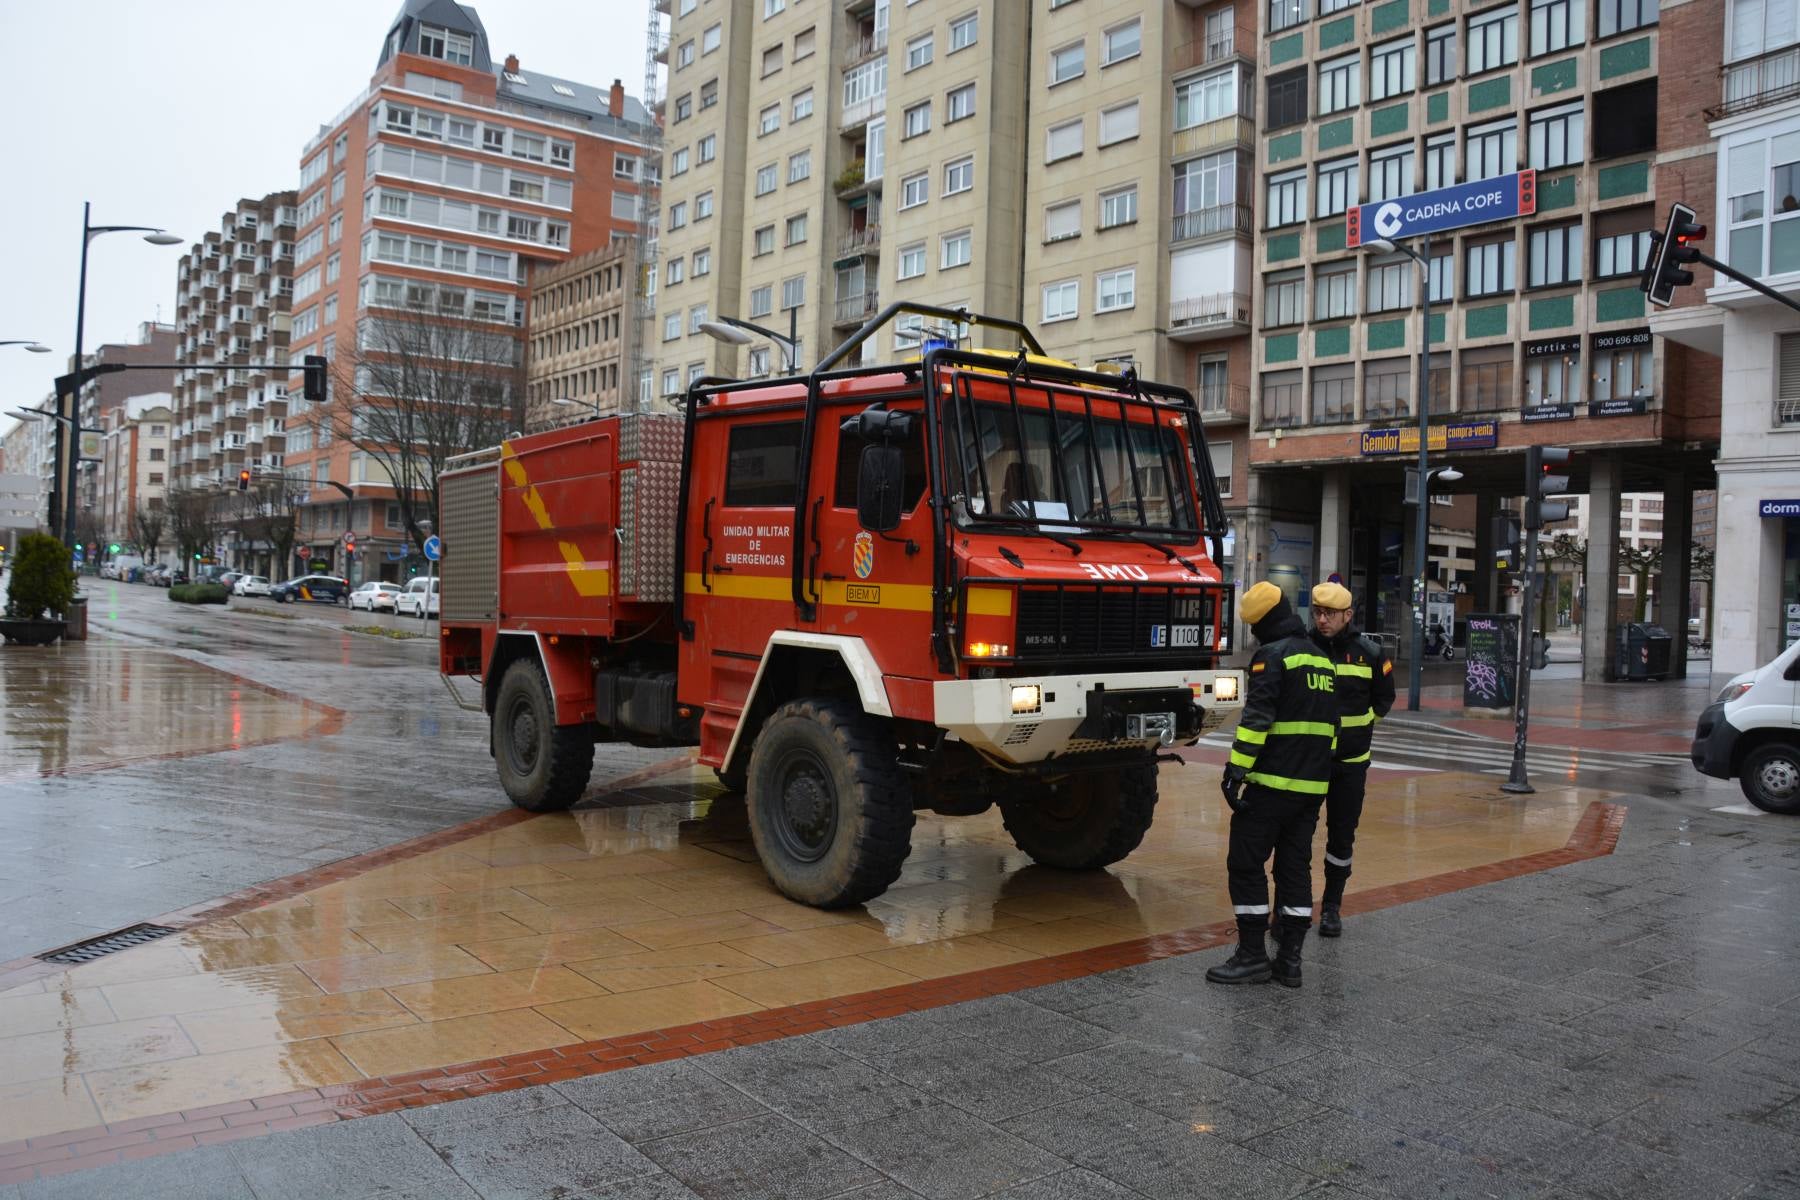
947, 395, 1200, 536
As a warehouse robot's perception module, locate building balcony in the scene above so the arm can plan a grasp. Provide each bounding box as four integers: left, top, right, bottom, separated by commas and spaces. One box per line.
1171, 115, 1255, 160
840, 94, 881, 132
1171, 202, 1253, 245
844, 30, 887, 64
833, 290, 880, 327
837, 225, 881, 258
1167, 291, 1251, 342
1197, 382, 1250, 424
1709, 44, 1800, 120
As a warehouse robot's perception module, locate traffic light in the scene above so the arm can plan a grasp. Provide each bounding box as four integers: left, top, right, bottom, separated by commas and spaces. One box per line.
302, 355, 328, 403
1641, 202, 1706, 308
344, 532, 357, 553
108, 543, 119, 554
1524, 445, 1572, 530
237, 468, 251, 492
1492, 511, 1521, 570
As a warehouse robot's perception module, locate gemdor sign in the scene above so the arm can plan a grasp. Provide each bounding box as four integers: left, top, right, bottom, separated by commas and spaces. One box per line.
1359, 419, 1499, 456
1348, 171, 1537, 247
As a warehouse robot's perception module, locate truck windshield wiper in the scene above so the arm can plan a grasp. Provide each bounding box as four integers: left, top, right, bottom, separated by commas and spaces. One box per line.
1133, 536, 1200, 575
992, 519, 1082, 556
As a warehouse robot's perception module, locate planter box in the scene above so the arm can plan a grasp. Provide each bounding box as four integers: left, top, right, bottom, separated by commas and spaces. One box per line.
0, 618, 66, 646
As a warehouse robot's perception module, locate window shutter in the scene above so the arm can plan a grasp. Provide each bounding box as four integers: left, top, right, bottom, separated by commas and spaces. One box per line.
1778, 333, 1800, 423
1045, 202, 1081, 241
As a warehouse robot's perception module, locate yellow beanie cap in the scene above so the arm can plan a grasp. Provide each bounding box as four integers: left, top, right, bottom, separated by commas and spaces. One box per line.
1241, 581, 1284, 625
1311, 582, 1353, 611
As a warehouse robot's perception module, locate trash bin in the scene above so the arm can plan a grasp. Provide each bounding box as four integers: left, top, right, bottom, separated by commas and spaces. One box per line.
63, 594, 88, 642
1615, 622, 1671, 680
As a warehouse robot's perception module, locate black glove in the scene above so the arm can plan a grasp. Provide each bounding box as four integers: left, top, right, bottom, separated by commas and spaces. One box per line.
1221, 764, 1248, 813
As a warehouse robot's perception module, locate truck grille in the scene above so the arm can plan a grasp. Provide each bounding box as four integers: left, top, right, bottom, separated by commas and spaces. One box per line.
1013, 584, 1216, 662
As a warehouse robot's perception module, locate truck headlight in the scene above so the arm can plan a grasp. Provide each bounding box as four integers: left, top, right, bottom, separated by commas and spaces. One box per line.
1212, 675, 1239, 702
1010, 684, 1042, 714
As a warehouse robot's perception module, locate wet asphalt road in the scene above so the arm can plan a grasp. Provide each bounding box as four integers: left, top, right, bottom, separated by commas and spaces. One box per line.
0, 578, 675, 964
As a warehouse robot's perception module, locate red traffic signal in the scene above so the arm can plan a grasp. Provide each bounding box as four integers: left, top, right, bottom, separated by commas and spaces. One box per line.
237, 469, 251, 492
1642, 203, 1706, 308
1525, 445, 1572, 530
344, 532, 357, 552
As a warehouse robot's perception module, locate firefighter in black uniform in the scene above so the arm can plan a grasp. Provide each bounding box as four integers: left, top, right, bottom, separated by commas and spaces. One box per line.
1307, 582, 1396, 937
1207, 581, 1339, 988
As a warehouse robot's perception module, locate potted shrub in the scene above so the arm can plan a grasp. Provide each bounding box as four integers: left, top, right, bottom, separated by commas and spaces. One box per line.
1, 532, 76, 645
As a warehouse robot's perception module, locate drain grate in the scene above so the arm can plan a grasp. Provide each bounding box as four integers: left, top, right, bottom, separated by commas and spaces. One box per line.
38, 923, 179, 965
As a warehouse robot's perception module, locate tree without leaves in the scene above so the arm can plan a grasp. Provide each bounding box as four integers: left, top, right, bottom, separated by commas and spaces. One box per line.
165, 489, 216, 571
130, 504, 165, 562
242, 473, 305, 579
325, 298, 522, 553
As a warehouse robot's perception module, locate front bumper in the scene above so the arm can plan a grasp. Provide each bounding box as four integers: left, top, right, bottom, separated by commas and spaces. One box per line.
933, 669, 1246, 765
1691, 700, 1739, 779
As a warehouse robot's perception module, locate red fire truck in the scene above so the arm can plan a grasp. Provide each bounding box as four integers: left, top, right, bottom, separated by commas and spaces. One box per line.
439, 304, 1243, 907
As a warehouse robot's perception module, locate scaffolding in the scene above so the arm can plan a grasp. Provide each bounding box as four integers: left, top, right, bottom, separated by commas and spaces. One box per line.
629, 0, 668, 412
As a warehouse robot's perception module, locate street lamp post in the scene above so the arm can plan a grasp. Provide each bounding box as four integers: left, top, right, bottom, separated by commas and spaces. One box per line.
1363, 236, 1435, 711
550, 396, 601, 421
698, 310, 800, 374
64, 203, 182, 548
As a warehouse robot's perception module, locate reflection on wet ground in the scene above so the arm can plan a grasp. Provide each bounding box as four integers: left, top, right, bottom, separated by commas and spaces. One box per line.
0, 642, 339, 778
0, 758, 1612, 1141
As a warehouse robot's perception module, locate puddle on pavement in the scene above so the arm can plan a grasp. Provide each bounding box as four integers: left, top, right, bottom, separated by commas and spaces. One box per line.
0, 758, 1615, 1141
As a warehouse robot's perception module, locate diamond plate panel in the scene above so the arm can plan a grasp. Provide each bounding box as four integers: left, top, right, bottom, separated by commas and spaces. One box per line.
619, 412, 683, 464
625, 459, 681, 602
619, 466, 639, 596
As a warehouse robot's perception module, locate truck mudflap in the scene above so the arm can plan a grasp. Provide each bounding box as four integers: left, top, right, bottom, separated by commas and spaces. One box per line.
932, 670, 1245, 765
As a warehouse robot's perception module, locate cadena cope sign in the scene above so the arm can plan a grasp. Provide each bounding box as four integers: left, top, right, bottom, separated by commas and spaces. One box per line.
1348, 170, 1537, 247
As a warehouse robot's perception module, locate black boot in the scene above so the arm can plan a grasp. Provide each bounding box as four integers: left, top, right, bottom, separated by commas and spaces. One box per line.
1318, 903, 1343, 938
1206, 923, 1271, 985
1271, 924, 1306, 988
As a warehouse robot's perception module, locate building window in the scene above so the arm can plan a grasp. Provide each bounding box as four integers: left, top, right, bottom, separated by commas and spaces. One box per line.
694, 248, 711, 276
1593, 335, 1652, 400
1269, 0, 1310, 34
668, 202, 687, 230
1317, 53, 1361, 115
1265, 269, 1305, 326
1525, 344, 1582, 406
754, 225, 775, 255
1099, 101, 1140, 146
1101, 185, 1138, 228
1209, 438, 1233, 498
1595, 208, 1654, 278
1430, 250, 1454, 302
1528, 101, 1585, 170
1466, 118, 1517, 182
1528, 221, 1583, 287
1046, 199, 1082, 242
1315, 155, 1358, 218
1364, 358, 1411, 419
663, 313, 681, 342
1460, 345, 1515, 411
1426, 24, 1457, 86
1102, 18, 1142, 64
946, 83, 976, 123
419, 24, 473, 64
1174, 150, 1246, 234
793, 87, 814, 120
901, 171, 929, 208
1042, 279, 1079, 322
1314, 261, 1357, 320
759, 105, 780, 135
1425, 132, 1456, 190
1369, 143, 1415, 202
944, 155, 974, 194
695, 190, 714, 220
670, 147, 690, 175
748, 347, 772, 377
698, 134, 716, 163
667, 258, 685, 286
1599, 0, 1657, 38
1468, 6, 1519, 75
1096, 268, 1135, 311
898, 241, 927, 279
904, 102, 931, 138
1366, 255, 1413, 311
1175, 64, 1249, 129
675, 39, 694, 69
750, 285, 773, 318
1266, 67, 1308, 131
777, 276, 806, 312
1465, 237, 1516, 297
1266, 167, 1307, 228
785, 213, 808, 245
1261, 368, 1303, 427
942, 229, 972, 268
1046, 119, 1084, 162
950, 12, 978, 50
764, 0, 784, 15
1531, 0, 1585, 55
762, 44, 783, 77
906, 33, 933, 70
1051, 42, 1086, 86
789, 150, 811, 183
675, 94, 692, 122
689, 305, 709, 335
1370, 37, 1416, 102
1312, 364, 1356, 425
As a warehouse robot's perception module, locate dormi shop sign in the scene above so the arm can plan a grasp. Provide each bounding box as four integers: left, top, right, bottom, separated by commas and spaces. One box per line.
1359, 420, 1499, 456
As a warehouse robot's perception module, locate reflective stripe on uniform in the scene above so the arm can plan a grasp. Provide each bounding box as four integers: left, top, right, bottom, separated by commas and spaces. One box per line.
1340, 751, 1371, 764
1245, 772, 1330, 795
1325, 851, 1352, 867
1235, 727, 1268, 744
1229, 750, 1259, 769
1269, 720, 1336, 738
1336, 662, 1373, 678
1340, 710, 1376, 727
1234, 903, 1271, 915
1282, 652, 1335, 672
1280, 905, 1312, 918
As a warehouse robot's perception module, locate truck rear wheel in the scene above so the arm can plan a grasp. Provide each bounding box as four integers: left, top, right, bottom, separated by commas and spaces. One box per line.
999, 764, 1159, 870
494, 659, 594, 813
746, 699, 915, 908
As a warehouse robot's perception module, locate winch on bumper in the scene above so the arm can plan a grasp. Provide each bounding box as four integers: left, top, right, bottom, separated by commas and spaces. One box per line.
932, 669, 1246, 764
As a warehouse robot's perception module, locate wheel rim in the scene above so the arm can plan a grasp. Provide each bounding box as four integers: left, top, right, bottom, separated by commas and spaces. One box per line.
769, 748, 838, 863
1027, 777, 1097, 833
1758, 756, 1800, 802
504, 696, 541, 777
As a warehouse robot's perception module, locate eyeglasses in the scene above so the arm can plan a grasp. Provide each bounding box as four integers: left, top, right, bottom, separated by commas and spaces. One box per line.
1311, 607, 1345, 619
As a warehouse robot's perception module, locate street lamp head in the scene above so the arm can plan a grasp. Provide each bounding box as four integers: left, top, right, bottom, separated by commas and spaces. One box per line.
142, 231, 184, 246
1437, 466, 1464, 483
24, 343, 50, 353
697, 320, 754, 347
5, 409, 44, 422
1364, 238, 1398, 254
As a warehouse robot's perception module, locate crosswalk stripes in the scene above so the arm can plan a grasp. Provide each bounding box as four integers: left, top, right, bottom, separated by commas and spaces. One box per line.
1198, 724, 1692, 780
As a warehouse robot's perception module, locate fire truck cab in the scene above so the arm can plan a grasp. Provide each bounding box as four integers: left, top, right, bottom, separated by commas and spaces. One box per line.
440, 303, 1244, 908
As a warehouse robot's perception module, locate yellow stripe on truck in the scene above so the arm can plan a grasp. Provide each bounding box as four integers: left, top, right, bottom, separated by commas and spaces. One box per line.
501, 442, 610, 598
678, 575, 1014, 617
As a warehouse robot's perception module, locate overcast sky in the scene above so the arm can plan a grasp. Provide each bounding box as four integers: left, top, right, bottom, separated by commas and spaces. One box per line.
0, 0, 648, 441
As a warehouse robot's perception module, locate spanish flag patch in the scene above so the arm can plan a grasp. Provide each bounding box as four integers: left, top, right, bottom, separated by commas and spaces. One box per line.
1381, 660, 1394, 675
1251, 661, 1267, 673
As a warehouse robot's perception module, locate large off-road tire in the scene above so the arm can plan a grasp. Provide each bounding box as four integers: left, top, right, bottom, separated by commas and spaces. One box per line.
1740, 743, 1800, 815
493, 659, 594, 813
745, 699, 916, 908
998, 764, 1159, 869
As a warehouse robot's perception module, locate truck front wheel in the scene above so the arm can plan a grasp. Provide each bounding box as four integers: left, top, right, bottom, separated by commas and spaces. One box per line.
746, 699, 915, 908
1740, 743, 1800, 814
494, 659, 594, 813
999, 764, 1159, 870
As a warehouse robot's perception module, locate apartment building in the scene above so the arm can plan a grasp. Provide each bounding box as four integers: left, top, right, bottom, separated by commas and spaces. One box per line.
1244, 0, 1722, 676
97, 397, 173, 552
71, 323, 178, 521
282, 0, 655, 582
524, 242, 639, 429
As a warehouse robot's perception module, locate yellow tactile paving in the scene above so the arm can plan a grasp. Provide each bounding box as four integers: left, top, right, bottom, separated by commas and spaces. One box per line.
0, 761, 1616, 1144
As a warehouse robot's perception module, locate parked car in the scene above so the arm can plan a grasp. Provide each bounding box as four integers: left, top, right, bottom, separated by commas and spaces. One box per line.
215, 570, 246, 590
233, 575, 272, 597
1692, 639, 1800, 814
271, 574, 350, 604
145, 564, 172, 586
348, 581, 403, 612
393, 576, 440, 618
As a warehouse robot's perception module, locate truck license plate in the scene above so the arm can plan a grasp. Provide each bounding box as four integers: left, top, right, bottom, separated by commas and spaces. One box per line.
1150, 624, 1202, 648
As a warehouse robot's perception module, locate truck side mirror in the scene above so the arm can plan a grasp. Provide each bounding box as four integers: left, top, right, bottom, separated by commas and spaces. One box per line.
858, 444, 904, 533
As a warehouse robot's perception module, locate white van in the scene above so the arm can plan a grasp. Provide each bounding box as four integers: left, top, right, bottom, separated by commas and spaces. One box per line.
1691, 639, 1800, 813
394, 575, 439, 617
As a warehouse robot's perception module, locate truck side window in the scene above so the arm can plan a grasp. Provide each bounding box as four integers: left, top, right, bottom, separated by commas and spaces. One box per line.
724, 421, 804, 506
832, 413, 928, 511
